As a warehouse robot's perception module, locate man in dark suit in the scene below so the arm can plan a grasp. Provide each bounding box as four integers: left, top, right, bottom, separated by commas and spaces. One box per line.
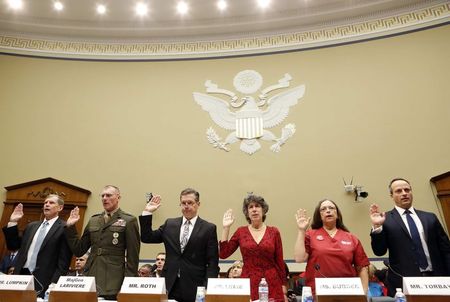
370, 178, 450, 296
67, 252, 89, 276
2, 194, 72, 297
0, 249, 18, 274
140, 188, 219, 302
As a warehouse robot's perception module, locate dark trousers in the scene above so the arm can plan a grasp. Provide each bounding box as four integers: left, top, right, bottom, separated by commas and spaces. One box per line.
169, 277, 193, 302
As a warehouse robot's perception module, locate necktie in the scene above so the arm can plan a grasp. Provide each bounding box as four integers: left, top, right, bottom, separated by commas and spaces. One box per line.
28, 221, 49, 272
104, 213, 111, 224
405, 210, 428, 269
180, 220, 190, 252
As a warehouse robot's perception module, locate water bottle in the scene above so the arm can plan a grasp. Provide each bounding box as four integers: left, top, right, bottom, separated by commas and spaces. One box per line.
394, 288, 407, 302
195, 286, 206, 302
44, 283, 55, 302
301, 286, 313, 302
258, 278, 269, 302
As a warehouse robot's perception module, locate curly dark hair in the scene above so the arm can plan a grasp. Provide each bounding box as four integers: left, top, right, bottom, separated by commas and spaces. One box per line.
242, 194, 269, 224
310, 198, 349, 232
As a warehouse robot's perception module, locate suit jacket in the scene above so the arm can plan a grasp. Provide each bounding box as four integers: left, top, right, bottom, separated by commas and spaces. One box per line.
139, 215, 219, 302
0, 252, 17, 273
2, 218, 72, 297
65, 208, 140, 297
371, 208, 450, 295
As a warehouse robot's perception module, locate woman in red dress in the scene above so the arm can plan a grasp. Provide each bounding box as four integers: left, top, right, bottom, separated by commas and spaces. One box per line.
294, 199, 369, 295
220, 194, 286, 301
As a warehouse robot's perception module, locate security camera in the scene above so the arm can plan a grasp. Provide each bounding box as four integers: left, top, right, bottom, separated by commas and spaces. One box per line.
355, 186, 369, 202
358, 191, 369, 198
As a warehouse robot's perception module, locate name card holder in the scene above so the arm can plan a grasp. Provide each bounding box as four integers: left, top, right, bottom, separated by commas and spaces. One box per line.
403, 277, 450, 302
0, 275, 36, 302
315, 278, 366, 302
50, 276, 97, 302
117, 277, 167, 302
206, 278, 250, 302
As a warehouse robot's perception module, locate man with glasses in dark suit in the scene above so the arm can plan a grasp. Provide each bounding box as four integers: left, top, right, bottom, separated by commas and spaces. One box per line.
139, 188, 219, 302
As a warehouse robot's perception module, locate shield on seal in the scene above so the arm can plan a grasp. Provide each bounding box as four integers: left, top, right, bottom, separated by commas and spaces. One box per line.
235, 101, 263, 139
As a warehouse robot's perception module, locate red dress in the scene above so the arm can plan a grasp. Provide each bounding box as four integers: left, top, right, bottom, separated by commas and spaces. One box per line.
304, 228, 370, 294
220, 226, 286, 302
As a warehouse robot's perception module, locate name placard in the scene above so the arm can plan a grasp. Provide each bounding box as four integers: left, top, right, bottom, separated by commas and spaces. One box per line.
0, 275, 34, 291
403, 277, 450, 295
53, 276, 96, 292
120, 277, 166, 294
315, 278, 364, 295
206, 278, 250, 295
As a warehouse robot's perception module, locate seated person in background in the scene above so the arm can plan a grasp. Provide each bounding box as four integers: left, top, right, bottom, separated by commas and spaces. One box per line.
374, 267, 388, 292
68, 253, 89, 276
0, 249, 18, 274
7, 266, 15, 275
368, 264, 386, 297
138, 264, 153, 277
226, 260, 243, 278
151, 252, 165, 277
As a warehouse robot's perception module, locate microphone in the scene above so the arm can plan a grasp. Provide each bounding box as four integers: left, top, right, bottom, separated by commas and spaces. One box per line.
31, 272, 44, 297
314, 264, 327, 278
383, 260, 403, 278
151, 264, 158, 272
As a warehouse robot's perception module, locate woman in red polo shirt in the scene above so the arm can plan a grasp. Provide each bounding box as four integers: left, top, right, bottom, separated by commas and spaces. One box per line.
294, 199, 369, 295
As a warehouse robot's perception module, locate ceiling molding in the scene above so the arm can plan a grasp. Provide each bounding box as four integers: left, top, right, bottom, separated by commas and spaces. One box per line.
0, 2, 448, 60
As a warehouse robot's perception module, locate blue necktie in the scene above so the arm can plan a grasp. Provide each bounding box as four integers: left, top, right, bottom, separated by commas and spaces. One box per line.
405, 210, 428, 269
28, 221, 49, 272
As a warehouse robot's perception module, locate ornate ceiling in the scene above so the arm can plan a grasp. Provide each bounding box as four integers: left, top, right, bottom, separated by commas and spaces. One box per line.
0, 0, 449, 60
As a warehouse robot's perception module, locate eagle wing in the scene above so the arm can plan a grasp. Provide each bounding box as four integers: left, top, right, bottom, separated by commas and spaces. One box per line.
262, 85, 305, 128
193, 92, 236, 130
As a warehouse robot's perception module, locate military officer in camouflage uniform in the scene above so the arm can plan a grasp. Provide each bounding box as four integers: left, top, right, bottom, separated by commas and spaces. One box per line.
65, 185, 140, 300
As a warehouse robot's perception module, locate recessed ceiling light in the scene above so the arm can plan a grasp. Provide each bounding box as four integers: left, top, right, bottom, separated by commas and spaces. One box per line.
257, 0, 271, 9
53, 1, 64, 11
7, 0, 23, 10
135, 2, 148, 16
176, 1, 189, 15
217, 0, 227, 11
97, 4, 106, 15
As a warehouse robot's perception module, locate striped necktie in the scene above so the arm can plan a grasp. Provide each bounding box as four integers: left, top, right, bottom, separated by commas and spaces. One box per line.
180, 220, 190, 252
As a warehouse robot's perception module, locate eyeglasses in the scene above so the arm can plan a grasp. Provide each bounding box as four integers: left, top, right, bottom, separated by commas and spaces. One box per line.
320, 206, 336, 212
180, 201, 197, 207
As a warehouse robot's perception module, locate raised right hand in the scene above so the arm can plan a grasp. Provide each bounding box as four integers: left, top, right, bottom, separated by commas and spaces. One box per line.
295, 209, 311, 231
67, 206, 80, 226
223, 209, 235, 228
369, 203, 385, 227
144, 194, 162, 213
10, 203, 24, 222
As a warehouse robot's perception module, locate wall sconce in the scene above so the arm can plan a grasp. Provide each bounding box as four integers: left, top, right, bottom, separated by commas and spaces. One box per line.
343, 177, 369, 202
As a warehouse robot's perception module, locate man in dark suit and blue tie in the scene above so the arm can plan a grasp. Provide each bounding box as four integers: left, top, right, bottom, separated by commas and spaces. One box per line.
370, 178, 450, 296
0, 249, 18, 274
139, 188, 219, 302
2, 194, 72, 297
